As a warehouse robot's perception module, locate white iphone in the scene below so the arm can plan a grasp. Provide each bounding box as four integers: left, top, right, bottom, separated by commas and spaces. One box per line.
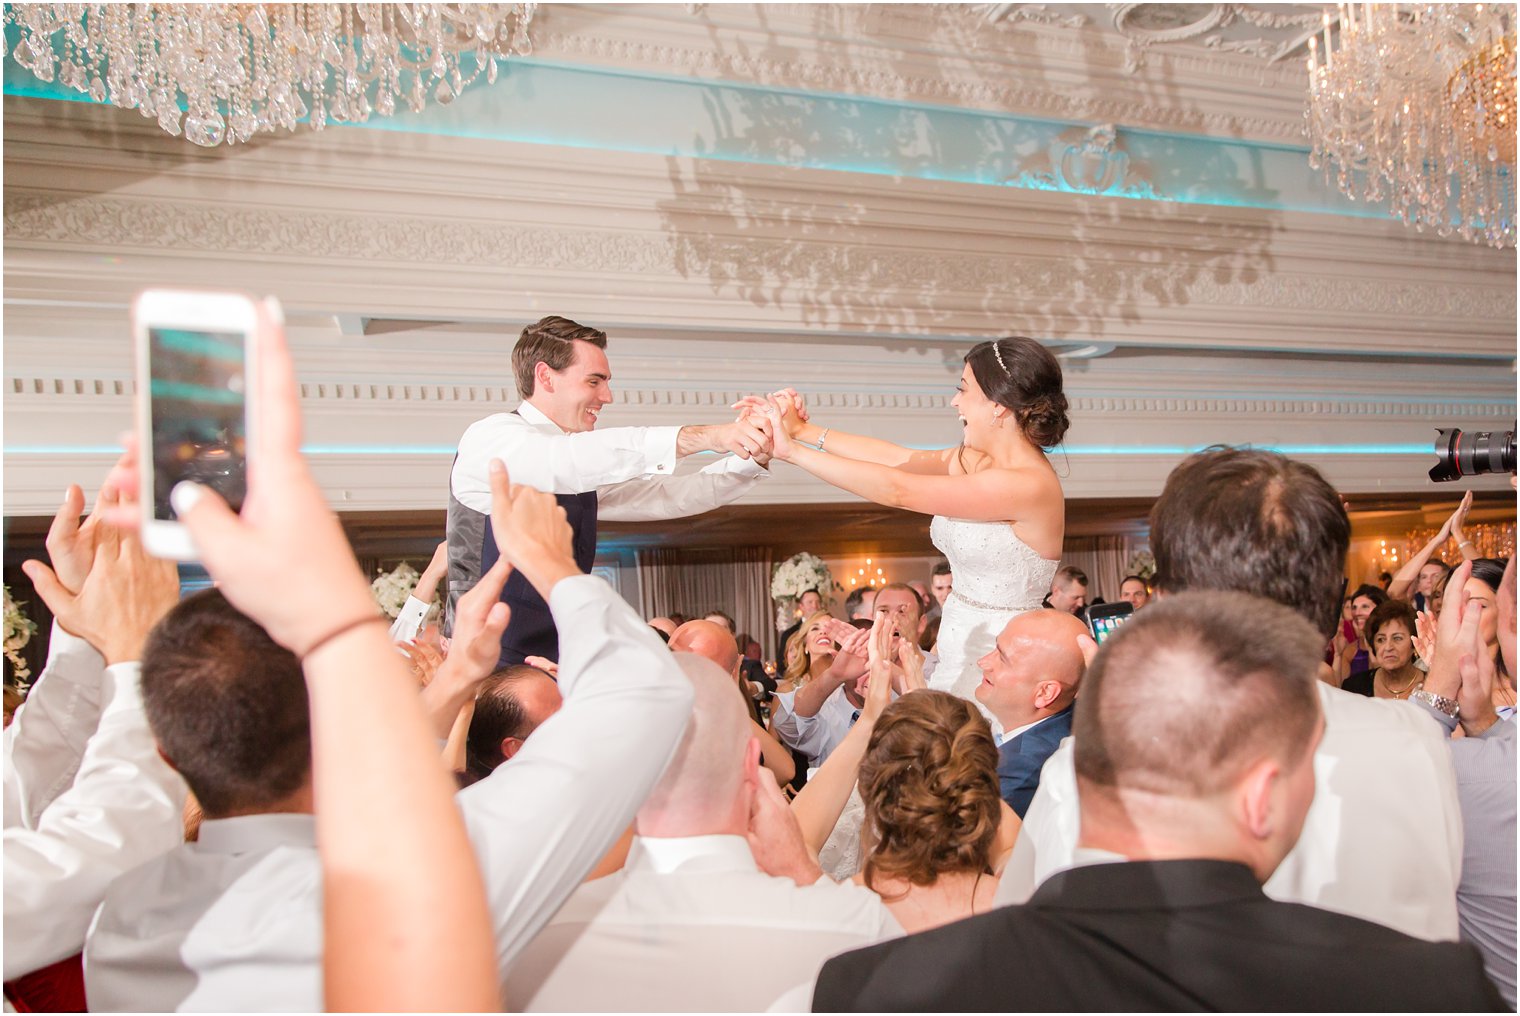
133, 289, 259, 562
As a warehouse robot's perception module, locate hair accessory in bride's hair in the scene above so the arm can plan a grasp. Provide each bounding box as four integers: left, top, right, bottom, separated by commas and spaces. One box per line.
992, 341, 1010, 375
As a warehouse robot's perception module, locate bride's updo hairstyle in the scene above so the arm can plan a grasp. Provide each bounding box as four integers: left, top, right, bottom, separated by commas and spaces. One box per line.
965, 337, 1070, 448
858, 691, 1001, 891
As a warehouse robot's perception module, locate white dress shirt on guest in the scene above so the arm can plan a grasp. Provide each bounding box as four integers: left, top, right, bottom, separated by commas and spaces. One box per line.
772, 684, 859, 768
458, 574, 697, 984
999, 683, 1464, 941
84, 814, 321, 1013
451, 401, 767, 519
505, 834, 902, 1012
3, 658, 187, 981
73, 575, 688, 1010
4, 625, 104, 830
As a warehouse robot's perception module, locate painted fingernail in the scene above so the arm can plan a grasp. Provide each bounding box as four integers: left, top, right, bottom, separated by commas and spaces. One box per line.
170, 481, 206, 515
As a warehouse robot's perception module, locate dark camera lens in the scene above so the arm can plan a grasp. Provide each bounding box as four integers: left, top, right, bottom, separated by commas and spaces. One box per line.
1429, 427, 1518, 482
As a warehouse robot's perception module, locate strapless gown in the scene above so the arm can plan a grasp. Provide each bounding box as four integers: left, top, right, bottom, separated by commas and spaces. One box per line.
928, 516, 1061, 708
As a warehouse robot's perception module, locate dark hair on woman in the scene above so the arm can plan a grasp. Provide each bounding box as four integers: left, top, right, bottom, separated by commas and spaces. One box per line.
1349, 584, 1389, 608
1365, 598, 1417, 649
964, 337, 1069, 448
1469, 558, 1508, 594
858, 691, 1001, 892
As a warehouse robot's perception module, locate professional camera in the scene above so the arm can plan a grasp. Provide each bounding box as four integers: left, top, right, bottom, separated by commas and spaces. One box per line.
1429, 426, 1517, 482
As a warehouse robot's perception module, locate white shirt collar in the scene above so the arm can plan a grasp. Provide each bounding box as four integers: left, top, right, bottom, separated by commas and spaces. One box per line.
196, 813, 317, 856
626, 834, 759, 875
994, 710, 1061, 747
514, 400, 560, 431
1070, 846, 1129, 867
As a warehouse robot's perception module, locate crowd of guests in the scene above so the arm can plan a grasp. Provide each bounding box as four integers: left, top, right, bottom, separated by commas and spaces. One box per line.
2, 303, 1514, 1012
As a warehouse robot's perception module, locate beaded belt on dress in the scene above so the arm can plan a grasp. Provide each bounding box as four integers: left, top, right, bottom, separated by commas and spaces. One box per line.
949, 588, 1042, 613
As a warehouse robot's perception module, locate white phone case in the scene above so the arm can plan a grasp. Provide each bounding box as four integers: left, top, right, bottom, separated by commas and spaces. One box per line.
132, 289, 260, 562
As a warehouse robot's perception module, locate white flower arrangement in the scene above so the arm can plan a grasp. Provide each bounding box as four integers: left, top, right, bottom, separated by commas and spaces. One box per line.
4, 585, 39, 690
370, 561, 442, 620
771, 552, 836, 603
1127, 549, 1157, 581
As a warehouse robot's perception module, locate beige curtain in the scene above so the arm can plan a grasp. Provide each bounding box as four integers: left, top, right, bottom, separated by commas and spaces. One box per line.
636, 547, 774, 657
1059, 536, 1136, 604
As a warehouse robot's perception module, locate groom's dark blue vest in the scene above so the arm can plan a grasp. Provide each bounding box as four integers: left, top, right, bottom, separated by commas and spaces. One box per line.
481, 489, 598, 666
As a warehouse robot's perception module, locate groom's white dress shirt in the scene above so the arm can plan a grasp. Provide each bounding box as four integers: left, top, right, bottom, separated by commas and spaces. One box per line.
72, 576, 692, 1009
505, 834, 903, 1012
450, 401, 767, 518
999, 682, 1464, 942
3, 640, 187, 981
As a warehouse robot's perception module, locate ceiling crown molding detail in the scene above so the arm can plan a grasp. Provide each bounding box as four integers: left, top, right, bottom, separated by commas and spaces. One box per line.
536, 29, 1307, 144
7, 188, 1512, 350
526, 1, 1313, 145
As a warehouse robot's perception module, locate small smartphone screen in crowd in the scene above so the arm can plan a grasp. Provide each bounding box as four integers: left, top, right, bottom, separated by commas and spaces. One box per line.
1085, 601, 1135, 645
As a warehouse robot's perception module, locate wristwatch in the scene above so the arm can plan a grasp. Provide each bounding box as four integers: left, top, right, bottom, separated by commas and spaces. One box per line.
1410, 689, 1459, 718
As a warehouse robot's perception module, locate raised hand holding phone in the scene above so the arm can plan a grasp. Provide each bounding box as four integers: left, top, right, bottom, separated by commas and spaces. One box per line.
133, 289, 259, 563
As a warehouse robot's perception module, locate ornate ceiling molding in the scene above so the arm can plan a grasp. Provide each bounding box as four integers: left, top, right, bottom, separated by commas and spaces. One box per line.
530, 4, 1310, 144
6, 191, 1512, 336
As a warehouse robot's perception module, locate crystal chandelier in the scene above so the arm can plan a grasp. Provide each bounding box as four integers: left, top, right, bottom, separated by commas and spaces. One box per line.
3, 4, 537, 147
1306, 4, 1517, 249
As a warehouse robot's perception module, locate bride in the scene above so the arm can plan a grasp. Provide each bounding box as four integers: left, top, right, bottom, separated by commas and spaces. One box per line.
742, 337, 1068, 718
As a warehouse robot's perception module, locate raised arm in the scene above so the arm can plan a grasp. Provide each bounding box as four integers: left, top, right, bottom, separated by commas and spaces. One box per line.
163, 298, 497, 1012
790, 618, 894, 858
453, 413, 772, 506
459, 459, 695, 979
1388, 493, 1466, 600
597, 454, 769, 523
1448, 491, 1481, 562
4, 475, 127, 828
5, 516, 185, 981
755, 400, 1051, 522
791, 622, 868, 718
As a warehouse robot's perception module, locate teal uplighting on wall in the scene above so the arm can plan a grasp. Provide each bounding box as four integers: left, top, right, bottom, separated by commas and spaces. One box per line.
3, 36, 1389, 220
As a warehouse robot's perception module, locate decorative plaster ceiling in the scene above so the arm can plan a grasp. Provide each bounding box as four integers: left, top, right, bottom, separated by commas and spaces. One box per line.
981, 4, 1327, 65
539, 3, 1322, 144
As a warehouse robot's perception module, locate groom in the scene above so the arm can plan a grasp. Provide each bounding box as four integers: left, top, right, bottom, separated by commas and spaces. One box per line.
447, 316, 774, 665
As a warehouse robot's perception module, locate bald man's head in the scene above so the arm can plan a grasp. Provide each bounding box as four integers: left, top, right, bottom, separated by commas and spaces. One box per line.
669, 620, 740, 678
974, 609, 1088, 730
636, 654, 759, 838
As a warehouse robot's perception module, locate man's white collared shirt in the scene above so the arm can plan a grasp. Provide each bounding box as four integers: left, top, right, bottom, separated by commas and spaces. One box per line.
1000, 683, 1464, 942
772, 685, 859, 767
450, 401, 766, 520
84, 813, 323, 1013
505, 834, 902, 1012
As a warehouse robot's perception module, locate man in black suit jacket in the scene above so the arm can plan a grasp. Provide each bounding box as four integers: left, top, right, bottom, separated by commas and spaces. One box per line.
972, 609, 1086, 818
814, 593, 1504, 1012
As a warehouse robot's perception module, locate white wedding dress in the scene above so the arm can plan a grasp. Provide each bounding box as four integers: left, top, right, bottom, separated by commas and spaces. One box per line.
927, 515, 1060, 708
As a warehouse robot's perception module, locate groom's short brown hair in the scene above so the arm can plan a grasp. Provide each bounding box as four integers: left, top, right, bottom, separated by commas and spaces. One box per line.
512, 316, 608, 398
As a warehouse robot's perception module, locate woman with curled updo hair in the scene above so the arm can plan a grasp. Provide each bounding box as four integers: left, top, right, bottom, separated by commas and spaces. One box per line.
736, 338, 1069, 706
853, 691, 1004, 932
